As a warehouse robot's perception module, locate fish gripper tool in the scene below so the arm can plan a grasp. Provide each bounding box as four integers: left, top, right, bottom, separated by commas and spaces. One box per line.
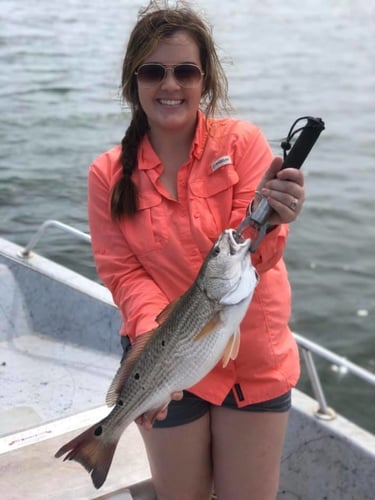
236, 116, 325, 252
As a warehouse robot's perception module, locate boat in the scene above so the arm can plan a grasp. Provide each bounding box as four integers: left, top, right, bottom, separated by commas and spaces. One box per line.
0, 220, 374, 500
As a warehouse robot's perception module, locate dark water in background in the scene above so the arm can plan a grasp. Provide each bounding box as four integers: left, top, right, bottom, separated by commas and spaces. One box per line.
0, 0, 374, 431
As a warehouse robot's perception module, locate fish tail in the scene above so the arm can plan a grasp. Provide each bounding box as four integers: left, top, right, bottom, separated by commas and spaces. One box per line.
55, 421, 119, 489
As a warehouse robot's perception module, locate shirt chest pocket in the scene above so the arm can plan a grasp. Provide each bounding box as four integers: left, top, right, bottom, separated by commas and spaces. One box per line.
189, 166, 239, 240
121, 190, 169, 255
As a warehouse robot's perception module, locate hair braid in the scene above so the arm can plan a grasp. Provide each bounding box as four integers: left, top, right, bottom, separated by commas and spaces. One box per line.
110, 109, 149, 218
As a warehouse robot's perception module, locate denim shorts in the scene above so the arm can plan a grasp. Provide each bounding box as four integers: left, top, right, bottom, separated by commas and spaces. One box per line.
120, 336, 291, 428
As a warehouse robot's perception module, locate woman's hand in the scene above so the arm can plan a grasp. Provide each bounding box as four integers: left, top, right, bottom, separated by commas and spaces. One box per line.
255, 157, 305, 226
135, 391, 184, 430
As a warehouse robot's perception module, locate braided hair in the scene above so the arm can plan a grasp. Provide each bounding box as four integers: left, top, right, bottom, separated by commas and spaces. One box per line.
110, 108, 148, 218
110, 0, 229, 219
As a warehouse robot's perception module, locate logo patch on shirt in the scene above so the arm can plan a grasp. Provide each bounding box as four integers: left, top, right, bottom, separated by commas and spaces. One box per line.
211, 156, 232, 172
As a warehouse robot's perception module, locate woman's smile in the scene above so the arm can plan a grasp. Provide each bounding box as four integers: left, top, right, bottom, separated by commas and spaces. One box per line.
157, 99, 185, 106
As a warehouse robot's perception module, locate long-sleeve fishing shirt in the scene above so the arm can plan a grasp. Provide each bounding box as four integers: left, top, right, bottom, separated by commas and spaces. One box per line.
88, 110, 300, 406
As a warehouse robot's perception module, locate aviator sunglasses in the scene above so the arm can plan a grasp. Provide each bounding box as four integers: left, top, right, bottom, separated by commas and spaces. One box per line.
135, 63, 204, 88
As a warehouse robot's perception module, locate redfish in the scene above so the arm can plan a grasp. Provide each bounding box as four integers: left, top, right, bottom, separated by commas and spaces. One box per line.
55, 228, 258, 488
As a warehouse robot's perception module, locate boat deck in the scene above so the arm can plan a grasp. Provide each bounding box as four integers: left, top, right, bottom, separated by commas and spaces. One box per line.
0, 241, 122, 432
0, 421, 154, 500
0, 331, 117, 433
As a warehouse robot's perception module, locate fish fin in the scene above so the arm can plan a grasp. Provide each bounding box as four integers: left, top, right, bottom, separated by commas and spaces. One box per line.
106, 330, 155, 407
222, 328, 241, 368
194, 312, 222, 341
156, 298, 180, 324
55, 421, 119, 489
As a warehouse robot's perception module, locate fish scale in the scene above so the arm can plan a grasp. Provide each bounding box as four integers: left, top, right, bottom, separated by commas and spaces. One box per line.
107, 286, 218, 423
55, 228, 258, 489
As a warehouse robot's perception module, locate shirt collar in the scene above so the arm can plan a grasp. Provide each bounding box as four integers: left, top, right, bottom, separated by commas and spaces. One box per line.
191, 110, 209, 160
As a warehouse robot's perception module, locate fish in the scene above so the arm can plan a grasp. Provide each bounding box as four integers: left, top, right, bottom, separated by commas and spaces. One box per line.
55, 228, 258, 489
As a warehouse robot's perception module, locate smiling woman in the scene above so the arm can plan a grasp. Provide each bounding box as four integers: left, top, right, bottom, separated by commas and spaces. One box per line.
0, 5, 374, 495
85, 1, 306, 498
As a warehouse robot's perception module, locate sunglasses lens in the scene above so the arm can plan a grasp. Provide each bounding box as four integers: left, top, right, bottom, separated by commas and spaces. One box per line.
136, 64, 203, 88
174, 65, 202, 87
137, 64, 165, 85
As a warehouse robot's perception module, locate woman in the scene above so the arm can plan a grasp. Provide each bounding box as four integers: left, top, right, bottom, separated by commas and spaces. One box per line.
88, 1, 305, 498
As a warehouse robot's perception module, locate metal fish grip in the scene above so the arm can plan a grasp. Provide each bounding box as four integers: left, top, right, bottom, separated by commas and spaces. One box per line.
236, 116, 325, 252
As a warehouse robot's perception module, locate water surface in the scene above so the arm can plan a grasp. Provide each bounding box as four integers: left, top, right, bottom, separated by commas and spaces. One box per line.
0, 0, 374, 431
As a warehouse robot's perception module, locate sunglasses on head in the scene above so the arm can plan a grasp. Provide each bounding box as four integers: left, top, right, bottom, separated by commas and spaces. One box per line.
135, 63, 204, 88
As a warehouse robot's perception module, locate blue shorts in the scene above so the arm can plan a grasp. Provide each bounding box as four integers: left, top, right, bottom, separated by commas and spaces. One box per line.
120, 336, 291, 428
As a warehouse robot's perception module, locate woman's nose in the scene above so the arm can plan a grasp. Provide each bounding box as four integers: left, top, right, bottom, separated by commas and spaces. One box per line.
160, 68, 181, 89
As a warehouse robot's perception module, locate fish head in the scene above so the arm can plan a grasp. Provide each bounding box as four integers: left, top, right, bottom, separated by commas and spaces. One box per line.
199, 229, 259, 304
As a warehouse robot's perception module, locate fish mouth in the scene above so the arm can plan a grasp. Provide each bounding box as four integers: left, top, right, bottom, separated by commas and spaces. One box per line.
228, 228, 250, 255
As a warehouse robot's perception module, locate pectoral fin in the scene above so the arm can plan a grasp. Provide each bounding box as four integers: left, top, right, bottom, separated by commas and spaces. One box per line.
194, 313, 222, 341
222, 328, 241, 368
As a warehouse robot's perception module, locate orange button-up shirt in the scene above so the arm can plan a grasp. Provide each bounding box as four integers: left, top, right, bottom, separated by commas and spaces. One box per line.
88, 111, 300, 406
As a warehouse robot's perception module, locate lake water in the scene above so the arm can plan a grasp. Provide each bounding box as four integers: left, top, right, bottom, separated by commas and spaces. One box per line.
0, 0, 374, 432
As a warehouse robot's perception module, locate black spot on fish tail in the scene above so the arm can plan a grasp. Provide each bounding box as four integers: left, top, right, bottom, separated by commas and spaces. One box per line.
55, 422, 119, 489
94, 426, 103, 436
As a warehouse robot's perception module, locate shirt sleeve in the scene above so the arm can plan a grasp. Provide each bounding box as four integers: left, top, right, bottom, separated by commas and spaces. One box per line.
228, 124, 289, 274
87, 160, 169, 341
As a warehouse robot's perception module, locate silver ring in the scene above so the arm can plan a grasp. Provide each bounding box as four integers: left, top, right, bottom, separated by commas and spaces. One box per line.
290, 198, 298, 211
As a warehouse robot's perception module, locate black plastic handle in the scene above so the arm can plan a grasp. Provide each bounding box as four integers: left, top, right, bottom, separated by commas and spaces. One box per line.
282, 117, 325, 169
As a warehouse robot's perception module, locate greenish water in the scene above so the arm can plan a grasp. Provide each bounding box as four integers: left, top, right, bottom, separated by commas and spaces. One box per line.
0, 0, 374, 432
